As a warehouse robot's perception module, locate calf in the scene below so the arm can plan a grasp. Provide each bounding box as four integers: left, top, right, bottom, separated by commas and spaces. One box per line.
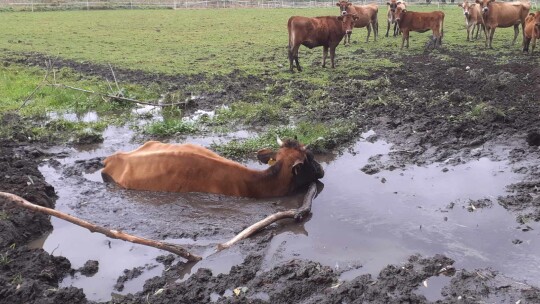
458, 1, 485, 41
288, 14, 358, 72
476, 0, 531, 49
102, 138, 325, 198
523, 11, 540, 53
394, 7, 445, 49
386, 0, 406, 37
337, 1, 379, 44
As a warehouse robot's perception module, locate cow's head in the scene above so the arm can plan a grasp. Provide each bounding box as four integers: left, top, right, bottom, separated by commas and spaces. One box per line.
459, 1, 472, 17
387, 0, 398, 13
476, 0, 495, 15
257, 137, 324, 191
336, 1, 353, 16
337, 13, 359, 35
394, 5, 407, 23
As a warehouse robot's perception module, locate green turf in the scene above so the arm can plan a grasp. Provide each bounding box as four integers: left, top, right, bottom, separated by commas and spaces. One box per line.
0, 5, 528, 77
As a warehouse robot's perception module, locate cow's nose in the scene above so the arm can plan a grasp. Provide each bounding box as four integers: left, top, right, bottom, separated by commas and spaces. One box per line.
464, 12, 469, 16
483, 7, 488, 12
341, 11, 347, 16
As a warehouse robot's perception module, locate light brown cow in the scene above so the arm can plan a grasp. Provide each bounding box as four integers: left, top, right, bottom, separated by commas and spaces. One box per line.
386, 0, 406, 37
475, 0, 531, 49
336, 1, 379, 44
393, 7, 445, 49
458, 1, 485, 41
101, 139, 324, 198
288, 14, 358, 72
523, 11, 540, 53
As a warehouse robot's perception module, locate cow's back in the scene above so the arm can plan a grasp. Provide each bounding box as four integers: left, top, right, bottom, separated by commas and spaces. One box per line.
101, 142, 252, 195
487, 2, 530, 27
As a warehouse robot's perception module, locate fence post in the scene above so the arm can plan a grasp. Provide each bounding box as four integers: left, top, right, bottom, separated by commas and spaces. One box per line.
31, 0, 34, 12
86, 0, 89, 10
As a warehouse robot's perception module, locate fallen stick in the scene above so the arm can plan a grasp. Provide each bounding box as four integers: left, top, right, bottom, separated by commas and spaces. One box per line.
217, 182, 318, 251
0, 192, 202, 262
49, 83, 189, 107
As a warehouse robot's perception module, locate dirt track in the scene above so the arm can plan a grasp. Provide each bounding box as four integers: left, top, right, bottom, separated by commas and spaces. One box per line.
1, 50, 540, 303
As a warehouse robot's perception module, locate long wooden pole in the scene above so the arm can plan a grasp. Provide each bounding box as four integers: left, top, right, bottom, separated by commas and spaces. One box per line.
0, 192, 202, 262
217, 182, 318, 251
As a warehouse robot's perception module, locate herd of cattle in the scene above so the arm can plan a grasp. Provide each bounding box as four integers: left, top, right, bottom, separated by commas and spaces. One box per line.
288, 0, 539, 71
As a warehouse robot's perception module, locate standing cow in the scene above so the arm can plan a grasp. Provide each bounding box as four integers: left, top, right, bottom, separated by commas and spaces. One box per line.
458, 1, 485, 41
393, 7, 445, 49
475, 0, 531, 49
523, 11, 540, 53
386, 0, 407, 37
336, 1, 379, 44
287, 14, 358, 72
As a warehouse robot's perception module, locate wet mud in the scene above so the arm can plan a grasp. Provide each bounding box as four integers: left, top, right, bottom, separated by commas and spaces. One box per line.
1, 49, 540, 303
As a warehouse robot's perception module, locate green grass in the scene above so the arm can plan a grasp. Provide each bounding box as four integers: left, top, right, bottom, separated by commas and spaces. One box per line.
0, 5, 529, 77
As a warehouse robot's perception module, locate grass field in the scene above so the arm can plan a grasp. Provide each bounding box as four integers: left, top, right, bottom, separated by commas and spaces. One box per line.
0, 5, 535, 154
0, 5, 526, 76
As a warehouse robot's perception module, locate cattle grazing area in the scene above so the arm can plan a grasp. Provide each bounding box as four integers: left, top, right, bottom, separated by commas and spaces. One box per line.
1, 4, 540, 304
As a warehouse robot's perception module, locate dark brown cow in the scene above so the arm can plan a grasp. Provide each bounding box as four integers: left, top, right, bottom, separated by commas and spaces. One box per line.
336, 1, 379, 44
288, 14, 358, 72
101, 138, 324, 198
523, 11, 540, 53
386, 0, 406, 37
458, 1, 485, 41
393, 7, 445, 49
475, 0, 531, 49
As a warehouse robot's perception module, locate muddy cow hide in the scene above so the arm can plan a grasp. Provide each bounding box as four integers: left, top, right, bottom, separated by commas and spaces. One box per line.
101, 138, 324, 198
336, 1, 379, 44
475, 0, 531, 49
523, 11, 540, 53
393, 7, 445, 49
287, 13, 358, 72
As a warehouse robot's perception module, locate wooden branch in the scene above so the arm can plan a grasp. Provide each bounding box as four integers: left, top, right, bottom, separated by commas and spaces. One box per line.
217, 182, 318, 251
0, 192, 202, 262
17, 59, 52, 111
49, 83, 188, 107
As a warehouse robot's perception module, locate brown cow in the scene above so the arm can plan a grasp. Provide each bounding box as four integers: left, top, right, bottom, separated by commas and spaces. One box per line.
336, 1, 379, 44
393, 7, 445, 49
458, 1, 485, 41
475, 0, 531, 49
288, 14, 358, 72
386, 0, 406, 37
101, 138, 324, 198
523, 11, 540, 53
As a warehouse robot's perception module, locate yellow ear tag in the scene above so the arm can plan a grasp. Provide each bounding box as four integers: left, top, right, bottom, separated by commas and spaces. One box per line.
268, 158, 276, 165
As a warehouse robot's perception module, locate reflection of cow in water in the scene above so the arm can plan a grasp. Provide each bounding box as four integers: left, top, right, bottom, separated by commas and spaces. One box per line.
102, 138, 324, 198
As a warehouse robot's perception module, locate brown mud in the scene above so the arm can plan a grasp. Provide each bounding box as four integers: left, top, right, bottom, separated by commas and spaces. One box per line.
1, 49, 540, 303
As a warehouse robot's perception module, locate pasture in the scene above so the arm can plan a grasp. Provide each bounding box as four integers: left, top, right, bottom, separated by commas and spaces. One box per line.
1, 4, 540, 303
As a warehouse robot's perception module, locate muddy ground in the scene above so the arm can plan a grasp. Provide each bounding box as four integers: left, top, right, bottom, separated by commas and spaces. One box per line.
1, 49, 540, 303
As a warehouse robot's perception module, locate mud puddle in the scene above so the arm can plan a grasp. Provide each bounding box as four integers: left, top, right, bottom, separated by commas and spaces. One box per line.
34, 128, 540, 301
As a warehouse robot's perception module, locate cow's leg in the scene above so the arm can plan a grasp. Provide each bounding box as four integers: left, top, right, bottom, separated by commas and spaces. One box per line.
291, 45, 302, 72
466, 24, 471, 42
366, 24, 372, 42
523, 37, 531, 53
512, 24, 519, 45
484, 26, 490, 47
322, 46, 328, 68
532, 35, 537, 54
489, 27, 495, 49
400, 30, 407, 49
288, 45, 294, 72
521, 21, 526, 48
386, 20, 391, 37
393, 22, 399, 37
330, 47, 337, 68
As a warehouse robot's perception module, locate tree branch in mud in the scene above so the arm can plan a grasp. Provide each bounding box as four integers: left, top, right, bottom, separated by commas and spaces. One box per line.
0, 192, 202, 262
18, 58, 55, 111
217, 182, 318, 251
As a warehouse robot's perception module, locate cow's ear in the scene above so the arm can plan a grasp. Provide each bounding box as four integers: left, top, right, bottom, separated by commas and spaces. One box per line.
292, 159, 304, 176
347, 2, 352, 6
257, 149, 277, 165
458, 3, 462, 7
489, 0, 495, 2
336, 2, 340, 6
337, 15, 344, 21
475, 0, 481, 3
386, 1, 390, 5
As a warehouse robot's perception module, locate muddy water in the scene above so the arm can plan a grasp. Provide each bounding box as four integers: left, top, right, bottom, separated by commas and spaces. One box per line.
35, 126, 540, 301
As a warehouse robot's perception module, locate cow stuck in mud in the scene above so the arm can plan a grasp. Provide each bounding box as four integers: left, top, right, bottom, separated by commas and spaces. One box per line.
101, 138, 324, 198
287, 13, 358, 72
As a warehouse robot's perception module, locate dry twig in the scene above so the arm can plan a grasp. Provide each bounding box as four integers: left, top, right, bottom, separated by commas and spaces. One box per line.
217, 182, 318, 251
0, 192, 202, 262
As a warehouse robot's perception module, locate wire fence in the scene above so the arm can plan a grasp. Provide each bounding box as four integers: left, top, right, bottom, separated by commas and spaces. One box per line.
0, 0, 458, 11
